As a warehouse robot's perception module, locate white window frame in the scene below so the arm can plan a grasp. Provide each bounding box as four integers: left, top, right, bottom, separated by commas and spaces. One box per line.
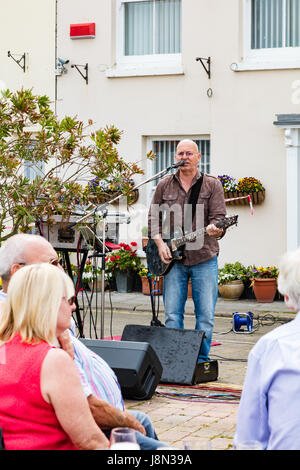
106, 0, 183, 78
232, 0, 300, 71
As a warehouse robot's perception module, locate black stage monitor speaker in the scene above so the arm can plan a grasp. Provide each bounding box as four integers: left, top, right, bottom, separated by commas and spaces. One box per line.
79, 339, 162, 400
121, 325, 218, 385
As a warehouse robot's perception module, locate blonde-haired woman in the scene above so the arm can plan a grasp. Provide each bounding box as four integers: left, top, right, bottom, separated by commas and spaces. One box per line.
0, 263, 109, 450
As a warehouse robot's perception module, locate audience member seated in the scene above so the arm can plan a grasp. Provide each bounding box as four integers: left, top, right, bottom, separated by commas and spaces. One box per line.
0, 263, 109, 450
0, 234, 166, 450
234, 247, 300, 450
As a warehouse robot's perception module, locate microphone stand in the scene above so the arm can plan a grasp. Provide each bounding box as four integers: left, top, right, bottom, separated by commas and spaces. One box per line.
72, 161, 183, 338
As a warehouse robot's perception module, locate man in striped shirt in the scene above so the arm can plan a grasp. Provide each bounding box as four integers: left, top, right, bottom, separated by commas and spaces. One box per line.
69, 320, 165, 448
0, 234, 167, 450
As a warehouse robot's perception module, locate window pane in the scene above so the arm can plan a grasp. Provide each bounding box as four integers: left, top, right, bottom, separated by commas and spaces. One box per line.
155, 0, 181, 54
286, 0, 300, 46
152, 139, 210, 184
24, 143, 45, 181
24, 161, 44, 181
251, 0, 283, 49
124, 0, 181, 56
125, 1, 153, 55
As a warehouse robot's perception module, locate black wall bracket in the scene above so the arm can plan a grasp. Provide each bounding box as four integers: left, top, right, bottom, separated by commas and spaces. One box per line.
196, 56, 211, 79
71, 63, 88, 84
8, 51, 26, 72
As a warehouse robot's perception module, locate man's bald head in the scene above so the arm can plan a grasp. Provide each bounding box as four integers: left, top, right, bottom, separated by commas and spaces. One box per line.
0, 234, 58, 285
176, 139, 199, 154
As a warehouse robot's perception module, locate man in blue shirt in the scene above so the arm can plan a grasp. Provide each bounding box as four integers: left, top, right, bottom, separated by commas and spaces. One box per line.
235, 248, 300, 450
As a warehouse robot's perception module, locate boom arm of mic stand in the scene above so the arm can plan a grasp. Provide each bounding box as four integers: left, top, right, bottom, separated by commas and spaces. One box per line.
68, 166, 174, 228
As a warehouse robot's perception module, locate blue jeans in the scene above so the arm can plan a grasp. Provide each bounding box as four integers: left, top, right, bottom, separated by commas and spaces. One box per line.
163, 256, 218, 362
105, 410, 167, 450
130, 411, 167, 450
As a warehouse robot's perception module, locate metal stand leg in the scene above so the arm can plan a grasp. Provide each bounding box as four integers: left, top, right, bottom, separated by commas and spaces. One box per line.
63, 250, 87, 338
87, 215, 107, 339
148, 276, 164, 327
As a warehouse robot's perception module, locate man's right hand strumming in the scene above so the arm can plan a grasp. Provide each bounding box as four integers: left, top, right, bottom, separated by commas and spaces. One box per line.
154, 237, 173, 264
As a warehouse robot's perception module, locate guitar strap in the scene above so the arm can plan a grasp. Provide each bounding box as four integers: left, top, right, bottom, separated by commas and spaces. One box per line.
185, 172, 204, 230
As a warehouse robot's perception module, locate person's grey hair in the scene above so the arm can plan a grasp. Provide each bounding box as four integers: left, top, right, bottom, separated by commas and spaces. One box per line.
0, 234, 49, 282
277, 247, 300, 310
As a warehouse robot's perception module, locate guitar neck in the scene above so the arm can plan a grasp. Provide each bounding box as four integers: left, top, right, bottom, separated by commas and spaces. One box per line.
173, 227, 207, 249
170, 216, 237, 251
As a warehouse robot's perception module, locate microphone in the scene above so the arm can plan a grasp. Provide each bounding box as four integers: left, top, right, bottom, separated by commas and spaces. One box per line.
171, 160, 185, 169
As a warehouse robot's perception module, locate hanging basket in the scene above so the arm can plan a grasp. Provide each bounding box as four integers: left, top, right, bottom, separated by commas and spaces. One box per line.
224, 190, 265, 206
88, 189, 139, 205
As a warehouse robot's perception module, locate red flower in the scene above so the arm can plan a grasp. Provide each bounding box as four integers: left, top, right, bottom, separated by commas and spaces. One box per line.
116, 255, 121, 259
131, 242, 137, 246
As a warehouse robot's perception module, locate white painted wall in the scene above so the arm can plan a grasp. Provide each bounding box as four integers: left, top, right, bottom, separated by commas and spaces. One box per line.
0, 0, 56, 103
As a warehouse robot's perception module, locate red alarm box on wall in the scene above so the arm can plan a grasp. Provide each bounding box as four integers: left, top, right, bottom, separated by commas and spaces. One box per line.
70, 23, 95, 39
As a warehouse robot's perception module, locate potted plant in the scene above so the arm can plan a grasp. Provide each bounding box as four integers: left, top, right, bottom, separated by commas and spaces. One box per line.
70, 261, 111, 292
248, 265, 279, 303
218, 174, 265, 205
138, 266, 163, 296
82, 262, 110, 292
218, 262, 247, 300
105, 242, 142, 293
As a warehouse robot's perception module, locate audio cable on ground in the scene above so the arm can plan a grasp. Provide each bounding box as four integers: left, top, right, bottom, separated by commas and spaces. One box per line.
155, 383, 242, 404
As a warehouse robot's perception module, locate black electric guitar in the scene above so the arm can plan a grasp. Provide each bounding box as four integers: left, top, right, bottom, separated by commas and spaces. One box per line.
145, 215, 238, 276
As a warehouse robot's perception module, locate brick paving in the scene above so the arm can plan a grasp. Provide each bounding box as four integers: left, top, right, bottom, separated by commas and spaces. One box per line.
125, 385, 240, 450
79, 292, 295, 450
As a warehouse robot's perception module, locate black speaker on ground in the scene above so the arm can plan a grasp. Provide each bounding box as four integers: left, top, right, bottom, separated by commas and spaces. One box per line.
121, 325, 218, 385
79, 339, 162, 400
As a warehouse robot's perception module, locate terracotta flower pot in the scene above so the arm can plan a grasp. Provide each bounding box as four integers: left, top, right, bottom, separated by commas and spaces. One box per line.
218, 280, 245, 300
253, 278, 277, 303
141, 276, 163, 295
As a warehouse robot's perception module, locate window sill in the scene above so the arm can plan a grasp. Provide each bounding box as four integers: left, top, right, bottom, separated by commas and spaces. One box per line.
106, 63, 184, 78
231, 58, 300, 72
